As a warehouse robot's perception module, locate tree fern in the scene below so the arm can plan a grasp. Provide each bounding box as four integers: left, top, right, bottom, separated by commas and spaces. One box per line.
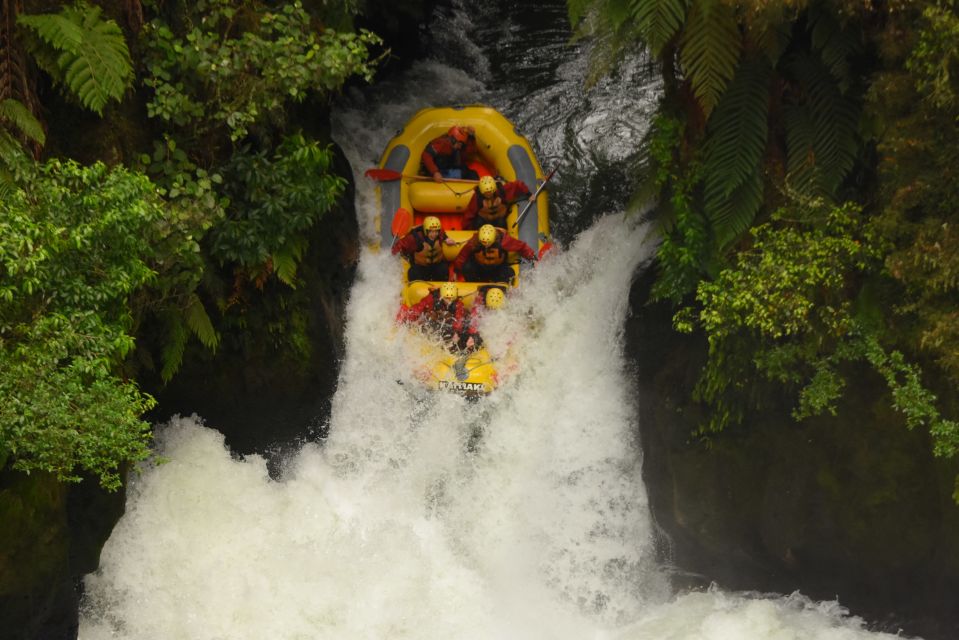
0, 98, 45, 145
17, 2, 133, 115
703, 59, 771, 246
784, 52, 859, 197
630, 0, 689, 56
184, 293, 219, 351
160, 310, 188, 383
680, 0, 742, 117
746, 3, 795, 65
272, 239, 306, 289
807, 1, 862, 92
783, 102, 820, 194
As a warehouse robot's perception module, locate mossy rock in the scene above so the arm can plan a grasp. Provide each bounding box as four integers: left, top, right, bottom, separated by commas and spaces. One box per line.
0, 469, 74, 638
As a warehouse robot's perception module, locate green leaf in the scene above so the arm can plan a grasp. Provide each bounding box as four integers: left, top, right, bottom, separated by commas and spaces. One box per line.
631, 0, 689, 55
808, 2, 863, 92
703, 59, 771, 246
680, 0, 742, 117
184, 293, 219, 350
160, 312, 189, 383
272, 248, 298, 287
0, 99, 46, 145
784, 52, 859, 197
18, 2, 134, 115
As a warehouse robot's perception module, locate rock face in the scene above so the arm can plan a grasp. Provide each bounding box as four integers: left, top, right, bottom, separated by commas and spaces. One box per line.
626, 267, 959, 640
0, 469, 125, 640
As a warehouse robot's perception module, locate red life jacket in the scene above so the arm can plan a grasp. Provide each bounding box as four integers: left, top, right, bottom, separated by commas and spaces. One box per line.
475, 185, 508, 223
410, 228, 445, 266
472, 232, 508, 266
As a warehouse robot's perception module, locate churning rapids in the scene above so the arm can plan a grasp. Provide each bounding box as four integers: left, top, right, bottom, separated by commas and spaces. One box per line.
78, 1, 913, 638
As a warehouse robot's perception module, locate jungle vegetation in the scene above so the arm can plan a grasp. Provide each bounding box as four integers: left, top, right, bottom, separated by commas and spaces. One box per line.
0, 0, 383, 489
569, 0, 959, 497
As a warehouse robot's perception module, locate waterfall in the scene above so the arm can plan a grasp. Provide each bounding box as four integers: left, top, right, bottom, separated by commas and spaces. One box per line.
78, 2, 915, 638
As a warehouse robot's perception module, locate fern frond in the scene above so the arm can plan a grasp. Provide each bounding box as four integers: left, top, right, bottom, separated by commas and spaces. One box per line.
705, 171, 764, 248
680, 0, 742, 117
703, 59, 771, 247
784, 52, 860, 197
184, 293, 219, 350
17, 2, 133, 114
0, 99, 46, 145
273, 238, 307, 288
784, 103, 820, 194
160, 311, 188, 383
272, 250, 298, 288
807, 2, 863, 91
746, 4, 793, 64
630, 0, 689, 55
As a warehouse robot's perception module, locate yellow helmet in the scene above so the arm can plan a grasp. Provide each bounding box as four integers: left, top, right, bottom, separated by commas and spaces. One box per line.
485, 287, 505, 310
479, 176, 497, 196
439, 282, 458, 303
423, 216, 442, 232
477, 224, 497, 247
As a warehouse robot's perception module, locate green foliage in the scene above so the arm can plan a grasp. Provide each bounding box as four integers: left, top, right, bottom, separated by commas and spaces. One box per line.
868, 2, 959, 388
0, 161, 203, 489
209, 134, 345, 272
648, 114, 711, 301
573, 0, 959, 500
680, 0, 742, 118
0, 314, 154, 491
141, 0, 384, 142
141, 136, 227, 227
677, 199, 958, 457
702, 59, 771, 247
17, 2, 134, 115
133, 1, 375, 369
634, 0, 689, 56
783, 52, 860, 197
0, 99, 45, 146
908, 3, 959, 111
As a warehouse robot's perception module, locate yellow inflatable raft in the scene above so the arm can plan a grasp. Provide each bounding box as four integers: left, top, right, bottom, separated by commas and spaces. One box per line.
372, 105, 552, 396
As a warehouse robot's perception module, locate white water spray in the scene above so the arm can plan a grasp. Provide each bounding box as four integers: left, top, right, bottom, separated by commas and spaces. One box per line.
78, 186, 906, 640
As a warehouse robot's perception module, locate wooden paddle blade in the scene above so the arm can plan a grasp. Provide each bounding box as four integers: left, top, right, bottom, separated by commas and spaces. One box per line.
391, 207, 413, 237
365, 167, 403, 181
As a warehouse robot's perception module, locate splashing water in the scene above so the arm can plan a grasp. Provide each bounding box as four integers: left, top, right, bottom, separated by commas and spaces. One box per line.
77, 210, 904, 639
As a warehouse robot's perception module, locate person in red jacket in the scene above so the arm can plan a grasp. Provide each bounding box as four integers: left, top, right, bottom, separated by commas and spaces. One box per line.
397, 282, 481, 351
453, 224, 537, 284
463, 176, 533, 230
392, 216, 457, 281
421, 125, 479, 182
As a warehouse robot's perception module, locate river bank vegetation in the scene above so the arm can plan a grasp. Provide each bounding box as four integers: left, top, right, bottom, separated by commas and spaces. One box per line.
0, 0, 383, 490
569, 0, 959, 499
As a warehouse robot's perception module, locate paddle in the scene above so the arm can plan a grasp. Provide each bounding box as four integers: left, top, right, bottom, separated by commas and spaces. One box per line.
390, 207, 413, 247
511, 166, 558, 230
365, 168, 479, 184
